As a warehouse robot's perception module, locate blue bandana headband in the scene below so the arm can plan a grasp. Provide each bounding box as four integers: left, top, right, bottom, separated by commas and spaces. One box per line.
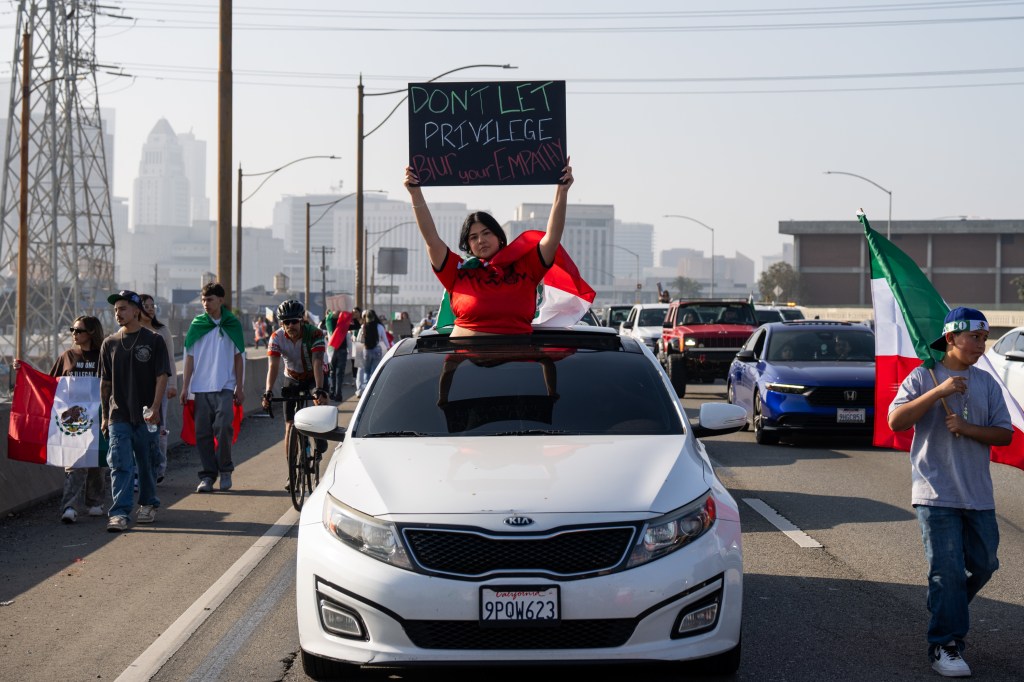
942, 319, 988, 335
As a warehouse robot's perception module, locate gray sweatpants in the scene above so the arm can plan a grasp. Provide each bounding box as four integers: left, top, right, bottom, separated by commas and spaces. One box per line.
194, 389, 235, 482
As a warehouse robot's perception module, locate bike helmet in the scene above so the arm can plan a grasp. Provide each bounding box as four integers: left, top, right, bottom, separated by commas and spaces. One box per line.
277, 299, 305, 321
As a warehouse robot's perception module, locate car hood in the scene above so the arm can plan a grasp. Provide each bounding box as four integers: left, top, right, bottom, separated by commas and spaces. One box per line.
765, 362, 875, 384
678, 323, 753, 335
634, 325, 664, 338
327, 435, 709, 517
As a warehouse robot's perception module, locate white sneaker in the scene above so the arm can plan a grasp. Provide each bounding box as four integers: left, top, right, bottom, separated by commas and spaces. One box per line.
86, 505, 104, 517
61, 507, 77, 524
931, 642, 971, 677
196, 478, 214, 493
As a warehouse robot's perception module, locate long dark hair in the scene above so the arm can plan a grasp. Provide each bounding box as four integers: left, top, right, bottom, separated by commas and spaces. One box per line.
73, 315, 104, 351
139, 293, 165, 329
458, 211, 507, 255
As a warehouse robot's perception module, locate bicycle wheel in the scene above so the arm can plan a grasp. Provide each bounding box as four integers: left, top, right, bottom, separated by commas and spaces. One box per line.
300, 435, 315, 503
287, 424, 306, 511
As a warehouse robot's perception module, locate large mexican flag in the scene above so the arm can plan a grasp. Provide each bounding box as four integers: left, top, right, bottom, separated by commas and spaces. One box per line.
8, 363, 102, 467
864, 213, 1024, 469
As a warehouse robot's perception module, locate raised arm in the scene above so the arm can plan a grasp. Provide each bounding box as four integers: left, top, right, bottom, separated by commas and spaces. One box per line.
539, 158, 573, 266
405, 167, 448, 270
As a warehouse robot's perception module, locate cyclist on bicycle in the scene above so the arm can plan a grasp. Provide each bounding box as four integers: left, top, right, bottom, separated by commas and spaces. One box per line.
261, 300, 330, 466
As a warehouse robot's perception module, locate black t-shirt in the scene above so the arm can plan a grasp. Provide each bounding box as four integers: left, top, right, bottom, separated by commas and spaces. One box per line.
99, 327, 171, 425
50, 348, 100, 378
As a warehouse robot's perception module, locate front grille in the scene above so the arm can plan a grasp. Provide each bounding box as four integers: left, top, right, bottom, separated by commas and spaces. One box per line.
806, 386, 874, 407
403, 526, 637, 578
403, 618, 636, 649
686, 336, 745, 350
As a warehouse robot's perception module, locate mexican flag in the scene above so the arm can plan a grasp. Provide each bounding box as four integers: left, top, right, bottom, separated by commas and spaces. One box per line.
180, 400, 244, 448
435, 230, 596, 332
7, 363, 102, 467
864, 213, 1024, 469
328, 311, 352, 350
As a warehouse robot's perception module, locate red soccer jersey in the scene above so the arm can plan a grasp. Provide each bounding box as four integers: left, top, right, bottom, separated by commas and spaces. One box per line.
434, 245, 550, 334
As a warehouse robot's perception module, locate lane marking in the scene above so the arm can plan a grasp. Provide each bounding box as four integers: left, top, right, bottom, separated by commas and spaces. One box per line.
743, 497, 823, 548
115, 507, 300, 682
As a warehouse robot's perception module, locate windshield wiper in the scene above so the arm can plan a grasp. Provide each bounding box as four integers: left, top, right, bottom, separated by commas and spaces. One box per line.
362, 431, 433, 438
487, 429, 577, 436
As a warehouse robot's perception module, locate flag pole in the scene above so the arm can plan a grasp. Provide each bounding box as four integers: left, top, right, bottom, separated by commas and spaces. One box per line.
927, 367, 960, 438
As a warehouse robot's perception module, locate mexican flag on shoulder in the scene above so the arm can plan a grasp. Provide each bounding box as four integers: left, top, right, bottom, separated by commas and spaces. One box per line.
864, 212, 1024, 470
8, 363, 102, 468
435, 230, 596, 332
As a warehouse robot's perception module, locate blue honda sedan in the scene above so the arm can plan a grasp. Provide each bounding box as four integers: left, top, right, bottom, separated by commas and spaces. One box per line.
726, 321, 875, 445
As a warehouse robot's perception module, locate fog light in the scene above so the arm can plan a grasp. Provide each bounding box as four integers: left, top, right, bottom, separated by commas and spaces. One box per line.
677, 602, 718, 635
320, 600, 365, 639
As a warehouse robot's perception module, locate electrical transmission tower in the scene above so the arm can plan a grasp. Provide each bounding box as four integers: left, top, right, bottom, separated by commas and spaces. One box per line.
0, 1, 121, 367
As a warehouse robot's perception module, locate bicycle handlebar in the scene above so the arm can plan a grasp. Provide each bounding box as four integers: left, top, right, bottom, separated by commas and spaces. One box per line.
262, 390, 318, 419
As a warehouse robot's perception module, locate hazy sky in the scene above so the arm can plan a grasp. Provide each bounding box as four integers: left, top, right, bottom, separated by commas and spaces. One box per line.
1, 0, 1021, 269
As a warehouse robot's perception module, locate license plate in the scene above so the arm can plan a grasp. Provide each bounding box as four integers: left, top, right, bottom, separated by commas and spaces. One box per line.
837, 408, 866, 423
480, 586, 560, 625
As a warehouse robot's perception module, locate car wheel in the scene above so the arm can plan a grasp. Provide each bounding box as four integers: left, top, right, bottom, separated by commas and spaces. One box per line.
753, 390, 778, 445
667, 354, 687, 398
301, 650, 361, 680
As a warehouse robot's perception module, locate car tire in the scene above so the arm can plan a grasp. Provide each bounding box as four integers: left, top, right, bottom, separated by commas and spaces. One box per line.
301, 650, 361, 680
694, 638, 742, 676
667, 354, 687, 398
753, 390, 778, 445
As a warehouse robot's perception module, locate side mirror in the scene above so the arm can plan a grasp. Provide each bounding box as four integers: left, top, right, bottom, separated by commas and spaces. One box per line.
622, 321, 634, 330
294, 405, 347, 442
663, 320, 673, 328
691, 403, 748, 438
735, 349, 756, 363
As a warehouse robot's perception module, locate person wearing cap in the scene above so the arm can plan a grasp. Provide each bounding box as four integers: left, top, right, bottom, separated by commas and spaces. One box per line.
99, 290, 171, 532
181, 282, 246, 494
888, 306, 1012, 677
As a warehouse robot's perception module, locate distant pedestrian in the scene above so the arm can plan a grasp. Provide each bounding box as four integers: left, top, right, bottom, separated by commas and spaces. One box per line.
253, 314, 268, 348
100, 290, 171, 532
888, 307, 1012, 678
140, 294, 177, 484
181, 282, 245, 493
390, 311, 413, 340
356, 309, 390, 397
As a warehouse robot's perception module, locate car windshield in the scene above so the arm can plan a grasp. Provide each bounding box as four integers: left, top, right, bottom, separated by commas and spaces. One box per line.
680, 304, 756, 326
608, 308, 631, 325
767, 328, 875, 362
638, 309, 667, 326
755, 309, 783, 324
779, 308, 805, 321
352, 343, 684, 437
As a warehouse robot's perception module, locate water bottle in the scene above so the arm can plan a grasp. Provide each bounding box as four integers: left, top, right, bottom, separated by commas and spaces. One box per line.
142, 406, 158, 433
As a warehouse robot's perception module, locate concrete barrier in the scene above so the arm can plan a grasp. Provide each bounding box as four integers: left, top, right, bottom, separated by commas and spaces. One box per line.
0, 350, 272, 517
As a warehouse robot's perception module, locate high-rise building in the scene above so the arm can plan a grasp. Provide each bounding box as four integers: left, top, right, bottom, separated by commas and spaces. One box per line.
132, 118, 190, 229
177, 130, 209, 222
505, 203, 615, 288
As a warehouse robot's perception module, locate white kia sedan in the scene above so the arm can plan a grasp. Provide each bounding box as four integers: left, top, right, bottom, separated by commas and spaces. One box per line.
983, 326, 1024, 403
293, 327, 747, 679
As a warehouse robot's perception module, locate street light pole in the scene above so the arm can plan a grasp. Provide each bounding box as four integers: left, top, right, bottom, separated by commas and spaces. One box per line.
612, 245, 641, 303
663, 215, 716, 297
824, 170, 892, 239
236, 155, 340, 310
355, 63, 516, 308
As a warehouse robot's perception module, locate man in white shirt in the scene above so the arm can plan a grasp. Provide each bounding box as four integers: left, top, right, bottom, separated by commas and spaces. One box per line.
181, 282, 245, 492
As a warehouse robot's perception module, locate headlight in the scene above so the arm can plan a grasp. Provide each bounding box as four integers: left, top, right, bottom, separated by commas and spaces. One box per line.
683, 337, 697, 347
765, 382, 807, 394
626, 492, 717, 568
322, 494, 413, 569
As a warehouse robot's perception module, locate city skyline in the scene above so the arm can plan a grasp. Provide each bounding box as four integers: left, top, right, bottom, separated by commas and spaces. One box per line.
1, 1, 1019, 277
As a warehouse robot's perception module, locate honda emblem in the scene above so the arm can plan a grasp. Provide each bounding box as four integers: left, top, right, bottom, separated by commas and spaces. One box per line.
844, 390, 857, 401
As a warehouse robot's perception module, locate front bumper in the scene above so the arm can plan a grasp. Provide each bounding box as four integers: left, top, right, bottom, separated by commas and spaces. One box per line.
297, 511, 742, 666
761, 391, 874, 436
683, 351, 739, 381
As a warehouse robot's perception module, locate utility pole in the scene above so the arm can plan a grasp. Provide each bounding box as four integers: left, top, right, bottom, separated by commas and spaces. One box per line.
217, 0, 233, 305
314, 245, 335, 316
153, 263, 159, 297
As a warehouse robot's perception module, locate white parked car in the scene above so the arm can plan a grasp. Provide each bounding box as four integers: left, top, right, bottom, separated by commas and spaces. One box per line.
619, 302, 670, 354
293, 327, 747, 679
983, 326, 1024, 405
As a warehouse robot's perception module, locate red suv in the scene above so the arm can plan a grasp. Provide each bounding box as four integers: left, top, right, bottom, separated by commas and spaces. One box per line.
659, 299, 758, 398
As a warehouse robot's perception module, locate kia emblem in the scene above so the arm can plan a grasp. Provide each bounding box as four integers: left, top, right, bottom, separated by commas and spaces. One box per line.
844, 390, 857, 401
503, 515, 534, 527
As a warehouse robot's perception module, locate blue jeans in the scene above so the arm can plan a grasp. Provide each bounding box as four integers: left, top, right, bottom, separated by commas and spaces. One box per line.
107, 421, 160, 519
916, 505, 999, 648
357, 346, 383, 393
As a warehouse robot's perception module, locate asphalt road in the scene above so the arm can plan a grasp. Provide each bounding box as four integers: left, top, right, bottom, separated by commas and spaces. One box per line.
1, 382, 1023, 681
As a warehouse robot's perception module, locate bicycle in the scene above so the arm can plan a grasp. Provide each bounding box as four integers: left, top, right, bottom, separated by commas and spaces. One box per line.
264, 389, 322, 511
